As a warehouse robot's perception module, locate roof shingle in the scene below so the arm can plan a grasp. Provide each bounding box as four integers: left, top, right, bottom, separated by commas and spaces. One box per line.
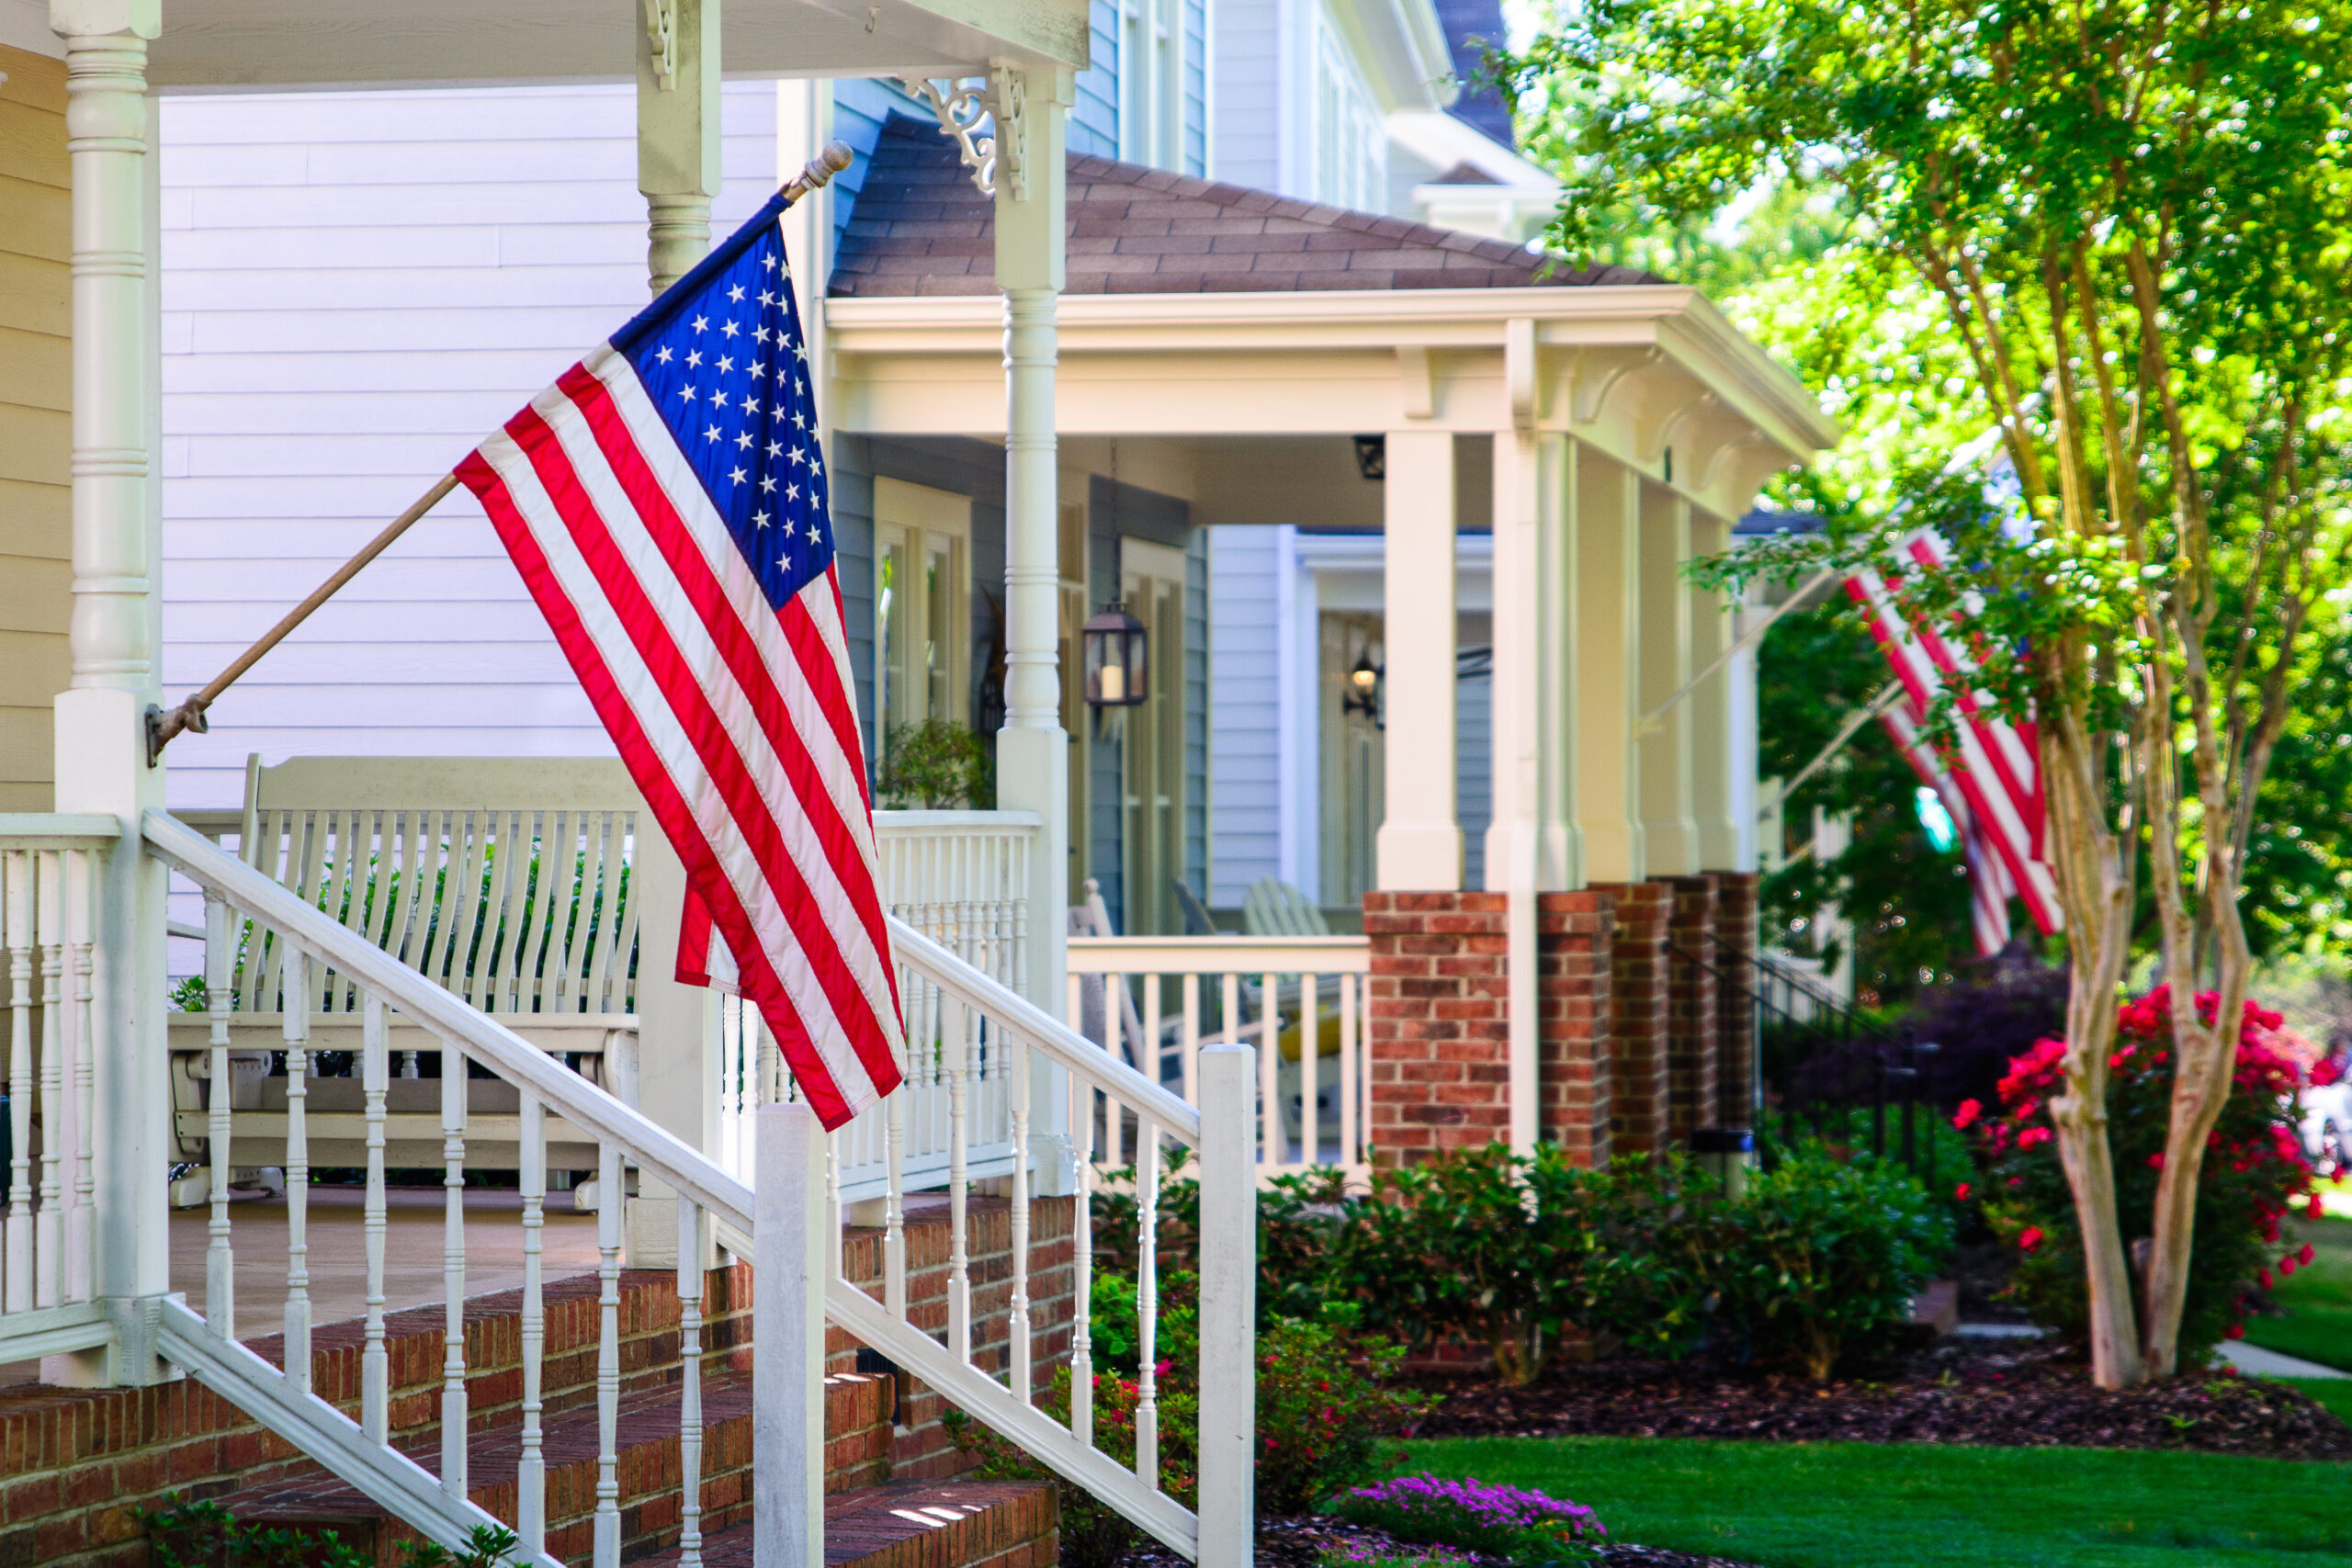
829, 116, 1667, 299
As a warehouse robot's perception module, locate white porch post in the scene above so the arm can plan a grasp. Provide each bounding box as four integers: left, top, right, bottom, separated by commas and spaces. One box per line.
639, 0, 718, 295
1572, 446, 1644, 885
1689, 508, 1741, 870
1636, 482, 1697, 875
50, 0, 170, 1385
993, 67, 1077, 1187
1374, 429, 1461, 891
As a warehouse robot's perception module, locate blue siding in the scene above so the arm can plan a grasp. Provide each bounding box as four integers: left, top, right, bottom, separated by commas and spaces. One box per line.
1185, 525, 1210, 893
1184, 0, 1209, 175
1072, 0, 1123, 157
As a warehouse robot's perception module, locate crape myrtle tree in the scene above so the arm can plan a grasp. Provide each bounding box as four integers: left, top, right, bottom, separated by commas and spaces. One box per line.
1507, 0, 2352, 1386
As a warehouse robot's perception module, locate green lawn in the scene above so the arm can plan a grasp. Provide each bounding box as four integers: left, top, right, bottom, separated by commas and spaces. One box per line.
2277, 1375, 2352, 1427
2243, 1213, 2352, 1372
1401, 1437, 2352, 1567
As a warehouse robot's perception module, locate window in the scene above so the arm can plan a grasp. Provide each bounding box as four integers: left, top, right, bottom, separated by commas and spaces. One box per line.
1312, 17, 1384, 210
1118, 0, 1185, 168
873, 478, 973, 777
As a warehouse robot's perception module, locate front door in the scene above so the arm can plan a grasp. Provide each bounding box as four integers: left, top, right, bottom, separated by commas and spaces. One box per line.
1119, 538, 1187, 936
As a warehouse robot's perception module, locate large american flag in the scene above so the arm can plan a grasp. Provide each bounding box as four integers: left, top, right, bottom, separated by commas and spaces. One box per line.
1846, 529, 2063, 955
457, 189, 904, 1129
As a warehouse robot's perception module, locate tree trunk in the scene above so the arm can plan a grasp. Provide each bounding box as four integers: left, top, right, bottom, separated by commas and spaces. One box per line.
2141, 939, 2252, 1375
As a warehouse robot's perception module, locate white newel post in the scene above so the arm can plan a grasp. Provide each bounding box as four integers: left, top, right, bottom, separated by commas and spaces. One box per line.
1572, 446, 1645, 885
1636, 483, 1698, 875
1194, 1042, 1256, 1565
1374, 429, 1461, 891
49, 0, 170, 1387
754, 1102, 826, 1568
993, 66, 1078, 1190
639, 0, 718, 295
627, 818, 721, 1266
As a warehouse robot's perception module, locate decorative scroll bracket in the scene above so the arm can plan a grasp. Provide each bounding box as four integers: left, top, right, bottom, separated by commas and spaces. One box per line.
899, 67, 1027, 200
643, 0, 677, 88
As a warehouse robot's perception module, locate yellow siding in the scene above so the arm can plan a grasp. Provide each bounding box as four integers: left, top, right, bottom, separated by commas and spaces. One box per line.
0, 46, 68, 811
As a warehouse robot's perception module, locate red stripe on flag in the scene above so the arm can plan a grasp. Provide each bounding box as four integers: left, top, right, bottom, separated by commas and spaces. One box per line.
458, 445, 861, 1128
499, 399, 899, 1106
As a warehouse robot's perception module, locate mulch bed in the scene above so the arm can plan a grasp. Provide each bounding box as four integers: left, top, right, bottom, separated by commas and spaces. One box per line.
1404, 1340, 2352, 1461
1119, 1517, 1761, 1568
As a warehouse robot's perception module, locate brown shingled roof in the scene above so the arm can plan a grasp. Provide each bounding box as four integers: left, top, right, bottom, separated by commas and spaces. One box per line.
829, 114, 1663, 298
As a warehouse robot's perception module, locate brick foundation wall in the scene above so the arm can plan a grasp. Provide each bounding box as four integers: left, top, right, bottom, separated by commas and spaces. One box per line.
1594, 882, 1672, 1156
1363, 892, 1514, 1159
1666, 875, 1721, 1146
1535, 893, 1614, 1166
1713, 872, 1761, 1130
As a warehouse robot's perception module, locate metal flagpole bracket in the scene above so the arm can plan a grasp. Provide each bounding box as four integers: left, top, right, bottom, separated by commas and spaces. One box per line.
898, 71, 1024, 199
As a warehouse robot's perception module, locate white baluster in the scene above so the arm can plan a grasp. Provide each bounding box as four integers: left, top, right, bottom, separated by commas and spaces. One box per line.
1300, 973, 1320, 1170
34, 852, 62, 1306
66, 853, 94, 1303
594, 1141, 622, 1568
1007, 1033, 1031, 1404
362, 996, 390, 1443
205, 890, 235, 1337
284, 950, 313, 1394
6, 850, 34, 1314
947, 986, 970, 1364
884, 1051, 906, 1323
1340, 968, 1359, 1171
517, 1093, 546, 1558
441, 1042, 468, 1500
676, 1198, 705, 1568
824, 1128, 842, 1280
1260, 972, 1281, 1168
1070, 1058, 1094, 1448
1181, 974, 1200, 1109
1135, 1122, 1159, 1485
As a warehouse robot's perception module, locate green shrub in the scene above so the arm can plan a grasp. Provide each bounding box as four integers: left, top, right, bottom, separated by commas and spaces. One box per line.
1715, 1145, 1952, 1379
876, 718, 993, 808
1959, 986, 2325, 1364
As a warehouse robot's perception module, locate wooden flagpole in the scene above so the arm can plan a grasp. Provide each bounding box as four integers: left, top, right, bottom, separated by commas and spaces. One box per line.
148, 141, 856, 764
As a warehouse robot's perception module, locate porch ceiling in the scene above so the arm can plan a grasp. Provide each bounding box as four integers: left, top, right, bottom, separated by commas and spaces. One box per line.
7, 0, 1088, 87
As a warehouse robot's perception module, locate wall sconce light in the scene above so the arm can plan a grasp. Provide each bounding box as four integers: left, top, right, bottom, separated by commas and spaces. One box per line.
1343, 649, 1385, 729
1351, 434, 1386, 480
1081, 602, 1148, 707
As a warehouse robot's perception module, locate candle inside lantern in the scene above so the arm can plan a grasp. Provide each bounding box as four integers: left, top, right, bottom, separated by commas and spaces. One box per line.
1098, 662, 1126, 704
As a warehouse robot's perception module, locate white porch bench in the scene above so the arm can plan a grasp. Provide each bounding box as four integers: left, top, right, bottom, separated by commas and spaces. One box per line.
169, 756, 658, 1175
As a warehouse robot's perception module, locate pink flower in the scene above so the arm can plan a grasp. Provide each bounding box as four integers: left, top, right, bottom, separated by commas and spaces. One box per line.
2225, 1323, 2246, 1340
1954, 1183, 1973, 1202
2018, 1126, 2054, 1151
2258, 1267, 2274, 1291
2018, 1226, 2045, 1253
2148, 1152, 2166, 1170
2280, 1256, 2298, 1278
2301, 1244, 2316, 1266
2310, 1196, 2327, 1221
1952, 1100, 1983, 1131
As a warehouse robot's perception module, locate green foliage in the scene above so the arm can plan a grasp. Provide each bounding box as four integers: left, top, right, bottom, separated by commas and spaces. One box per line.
1963, 990, 2324, 1364
1716, 1146, 1955, 1379
946, 1316, 1424, 1551
134, 1497, 519, 1568
876, 718, 994, 808
2242, 1214, 2352, 1373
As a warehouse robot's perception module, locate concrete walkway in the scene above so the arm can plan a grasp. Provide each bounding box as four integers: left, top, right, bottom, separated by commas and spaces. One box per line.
2219, 1340, 2349, 1380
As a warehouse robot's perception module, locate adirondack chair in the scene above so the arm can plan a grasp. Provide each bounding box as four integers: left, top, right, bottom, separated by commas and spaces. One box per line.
1239, 876, 1330, 938
167, 756, 662, 1185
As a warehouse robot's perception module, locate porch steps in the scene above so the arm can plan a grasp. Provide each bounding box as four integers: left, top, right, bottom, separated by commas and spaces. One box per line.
635, 1482, 1059, 1568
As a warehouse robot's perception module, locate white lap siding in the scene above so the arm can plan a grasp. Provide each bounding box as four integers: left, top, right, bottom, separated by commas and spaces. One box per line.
159, 83, 777, 809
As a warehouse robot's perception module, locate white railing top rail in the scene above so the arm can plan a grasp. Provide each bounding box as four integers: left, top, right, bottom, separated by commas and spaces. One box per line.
1066, 933, 1369, 974
874, 809, 1043, 830
142, 809, 752, 1233
0, 815, 123, 848
888, 916, 1202, 1145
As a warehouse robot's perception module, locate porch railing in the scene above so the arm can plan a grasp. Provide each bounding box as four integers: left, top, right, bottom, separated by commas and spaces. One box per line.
1065, 934, 1373, 1180
141, 808, 1253, 1566
0, 817, 114, 1365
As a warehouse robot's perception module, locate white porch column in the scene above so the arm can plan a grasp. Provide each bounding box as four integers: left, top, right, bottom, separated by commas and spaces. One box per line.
639, 0, 719, 294
1573, 446, 1644, 884
50, 0, 170, 1385
1689, 508, 1741, 870
993, 67, 1076, 1188
1636, 482, 1697, 875
1374, 430, 1461, 891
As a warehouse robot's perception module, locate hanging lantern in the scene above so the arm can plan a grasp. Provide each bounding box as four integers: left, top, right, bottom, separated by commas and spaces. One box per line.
1342, 649, 1385, 729
1082, 602, 1148, 707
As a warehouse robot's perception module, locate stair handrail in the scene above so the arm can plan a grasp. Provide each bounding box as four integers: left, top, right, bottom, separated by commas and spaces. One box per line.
142, 809, 753, 1233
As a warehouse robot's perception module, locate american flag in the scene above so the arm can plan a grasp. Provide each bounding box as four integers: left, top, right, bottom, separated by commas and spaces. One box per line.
1846, 529, 2063, 955
457, 189, 904, 1130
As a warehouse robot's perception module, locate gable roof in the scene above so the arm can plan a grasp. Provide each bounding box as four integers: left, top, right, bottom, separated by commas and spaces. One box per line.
829, 115, 1664, 298
1433, 0, 1519, 148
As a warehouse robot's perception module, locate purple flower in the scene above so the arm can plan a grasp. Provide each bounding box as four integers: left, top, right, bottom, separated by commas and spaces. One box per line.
1344, 1472, 1607, 1539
